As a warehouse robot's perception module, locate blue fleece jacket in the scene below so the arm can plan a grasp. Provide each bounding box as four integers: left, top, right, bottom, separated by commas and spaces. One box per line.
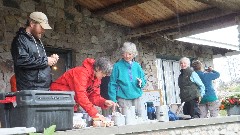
108, 59, 146, 102
195, 70, 220, 103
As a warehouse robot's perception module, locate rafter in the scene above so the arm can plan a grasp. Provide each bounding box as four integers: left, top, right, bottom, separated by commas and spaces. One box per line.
137, 13, 238, 44
194, 0, 240, 12
159, 0, 178, 15
168, 13, 238, 39
93, 0, 151, 16
127, 8, 233, 38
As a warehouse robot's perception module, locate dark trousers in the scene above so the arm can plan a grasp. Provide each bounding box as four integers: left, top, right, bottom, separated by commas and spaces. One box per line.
183, 98, 200, 118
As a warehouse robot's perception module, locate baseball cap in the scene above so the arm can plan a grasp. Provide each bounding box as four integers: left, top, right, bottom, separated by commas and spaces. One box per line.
29, 12, 52, 29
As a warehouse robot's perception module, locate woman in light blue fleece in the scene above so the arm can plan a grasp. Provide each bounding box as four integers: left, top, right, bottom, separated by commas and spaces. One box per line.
192, 60, 220, 118
108, 42, 146, 117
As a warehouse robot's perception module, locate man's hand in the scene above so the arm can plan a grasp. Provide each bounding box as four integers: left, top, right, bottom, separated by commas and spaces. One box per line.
104, 100, 118, 112
51, 54, 59, 60
48, 57, 57, 66
48, 54, 59, 66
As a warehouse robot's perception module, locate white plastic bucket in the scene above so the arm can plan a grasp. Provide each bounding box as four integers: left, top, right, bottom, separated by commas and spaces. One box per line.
156, 105, 169, 122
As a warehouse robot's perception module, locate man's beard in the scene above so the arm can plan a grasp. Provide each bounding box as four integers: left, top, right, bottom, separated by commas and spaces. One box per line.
32, 32, 42, 39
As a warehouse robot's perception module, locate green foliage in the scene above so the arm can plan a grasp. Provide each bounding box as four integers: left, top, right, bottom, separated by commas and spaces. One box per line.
29, 125, 56, 135
233, 85, 240, 92
218, 79, 240, 92
225, 85, 240, 92
44, 125, 56, 135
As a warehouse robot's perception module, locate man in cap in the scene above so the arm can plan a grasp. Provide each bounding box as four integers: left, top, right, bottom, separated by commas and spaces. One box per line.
11, 12, 59, 90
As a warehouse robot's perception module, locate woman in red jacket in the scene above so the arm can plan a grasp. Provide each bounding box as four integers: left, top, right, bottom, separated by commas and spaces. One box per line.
50, 57, 117, 121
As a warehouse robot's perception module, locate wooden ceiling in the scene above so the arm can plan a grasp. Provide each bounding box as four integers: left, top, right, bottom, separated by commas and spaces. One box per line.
76, 0, 240, 40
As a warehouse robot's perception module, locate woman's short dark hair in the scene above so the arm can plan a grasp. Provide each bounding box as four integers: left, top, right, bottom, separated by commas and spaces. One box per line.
192, 60, 202, 71
93, 57, 113, 76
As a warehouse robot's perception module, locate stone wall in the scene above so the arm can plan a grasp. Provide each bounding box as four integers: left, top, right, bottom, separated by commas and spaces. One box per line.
0, 0, 127, 92
236, 16, 240, 50
135, 123, 239, 135
0, 0, 216, 92
53, 116, 240, 135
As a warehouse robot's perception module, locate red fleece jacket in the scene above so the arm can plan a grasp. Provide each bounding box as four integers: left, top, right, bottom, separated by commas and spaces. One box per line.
50, 58, 107, 117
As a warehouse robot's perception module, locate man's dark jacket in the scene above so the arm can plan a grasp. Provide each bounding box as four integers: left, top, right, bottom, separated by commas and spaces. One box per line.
11, 28, 51, 90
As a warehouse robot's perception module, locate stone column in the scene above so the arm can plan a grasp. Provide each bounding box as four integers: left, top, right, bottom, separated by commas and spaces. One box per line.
236, 16, 240, 50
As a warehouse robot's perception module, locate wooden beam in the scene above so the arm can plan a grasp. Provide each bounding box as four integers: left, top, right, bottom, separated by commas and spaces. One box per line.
129, 13, 238, 40
159, 0, 178, 15
194, 0, 240, 12
126, 8, 233, 38
93, 0, 151, 16
168, 13, 238, 39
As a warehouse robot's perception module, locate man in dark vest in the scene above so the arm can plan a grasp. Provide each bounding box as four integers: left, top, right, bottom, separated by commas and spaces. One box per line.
178, 57, 205, 118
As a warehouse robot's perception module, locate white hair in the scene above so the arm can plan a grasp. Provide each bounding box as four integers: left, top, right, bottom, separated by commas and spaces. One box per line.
121, 42, 138, 57
179, 57, 190, 66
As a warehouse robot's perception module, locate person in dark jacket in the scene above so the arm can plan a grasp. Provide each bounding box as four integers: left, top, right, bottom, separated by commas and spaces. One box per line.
100, 76, 110, 100
100, 76, 111, 116
11, 12, 59, 90
178, 57, 205, 118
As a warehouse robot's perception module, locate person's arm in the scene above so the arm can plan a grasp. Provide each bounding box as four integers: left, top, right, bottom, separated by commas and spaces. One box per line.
190, 72, 205, 97
10, 75, 17, 92
69, 69, 99, 117
13, 36, 48, 69
207, 69, 220, 80
108, 64, 119, 102
88, 79, 108, 109
137, 63, 147, 88
89, 89, 117, 110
